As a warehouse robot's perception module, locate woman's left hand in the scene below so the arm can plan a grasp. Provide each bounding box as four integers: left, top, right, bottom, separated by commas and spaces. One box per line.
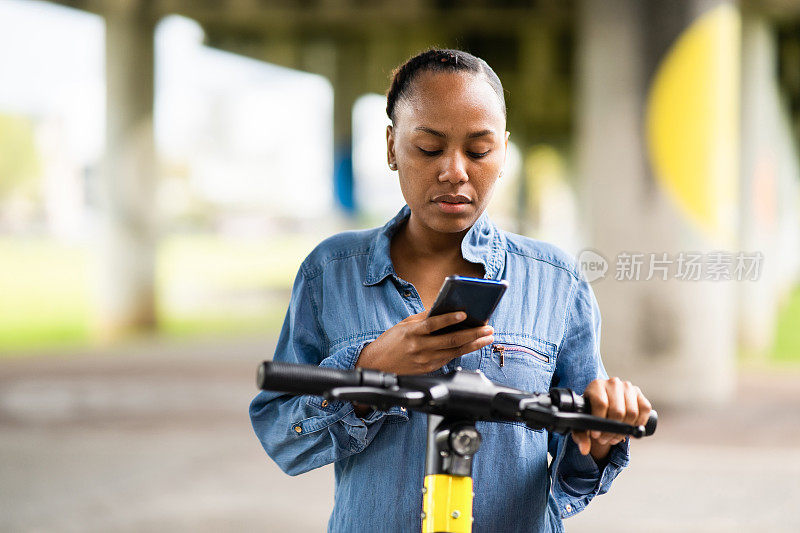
571, 377, 652, 461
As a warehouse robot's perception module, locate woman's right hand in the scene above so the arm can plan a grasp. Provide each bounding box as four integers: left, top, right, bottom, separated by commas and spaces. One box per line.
355, 311, 494, 375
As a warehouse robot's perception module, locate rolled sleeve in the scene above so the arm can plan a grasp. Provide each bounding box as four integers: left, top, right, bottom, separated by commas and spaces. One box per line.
550, 434, 630, 518
250, 268, 407, 476
306, 340, 409, 448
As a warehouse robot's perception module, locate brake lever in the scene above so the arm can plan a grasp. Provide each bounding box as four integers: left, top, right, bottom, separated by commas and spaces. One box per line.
325, 386, 427, 410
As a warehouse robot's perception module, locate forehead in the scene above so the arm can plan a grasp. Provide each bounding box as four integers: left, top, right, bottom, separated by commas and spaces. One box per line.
394, 70, 505, 133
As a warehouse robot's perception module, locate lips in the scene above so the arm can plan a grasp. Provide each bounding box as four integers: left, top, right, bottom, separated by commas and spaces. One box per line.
432, 194, 472, 204
432, 193, 473, 214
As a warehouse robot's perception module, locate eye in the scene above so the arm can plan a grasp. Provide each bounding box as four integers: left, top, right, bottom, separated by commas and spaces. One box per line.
468, 150, 491, 159
418, 147, 442, 156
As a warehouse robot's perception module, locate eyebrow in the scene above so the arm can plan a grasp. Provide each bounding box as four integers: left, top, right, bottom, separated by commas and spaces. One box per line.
414, 126, 494, 139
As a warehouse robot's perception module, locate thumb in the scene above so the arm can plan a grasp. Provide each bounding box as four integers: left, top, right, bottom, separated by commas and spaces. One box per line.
571, 430, 591, 456
401, 310, 427, 322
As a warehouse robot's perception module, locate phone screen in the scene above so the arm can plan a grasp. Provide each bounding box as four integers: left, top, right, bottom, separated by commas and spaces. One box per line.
427, 275, 508, 335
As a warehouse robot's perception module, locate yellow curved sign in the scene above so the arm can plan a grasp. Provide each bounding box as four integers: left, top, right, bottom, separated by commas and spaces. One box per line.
645, 4, 740, 243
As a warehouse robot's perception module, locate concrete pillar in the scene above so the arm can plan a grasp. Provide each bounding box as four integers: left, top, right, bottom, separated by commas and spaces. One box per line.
98, 2, 157, 338
738, 14, 779, 358
331, 41, 365, 214
512, 29, 539, 236
577, 0, 740, 407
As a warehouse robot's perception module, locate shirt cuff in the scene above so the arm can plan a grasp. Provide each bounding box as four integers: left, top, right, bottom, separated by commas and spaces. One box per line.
301, 340, 409, 449
552, 434, 630, 518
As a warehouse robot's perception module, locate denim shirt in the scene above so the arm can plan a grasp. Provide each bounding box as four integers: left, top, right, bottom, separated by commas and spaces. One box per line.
250, 205, 629, 532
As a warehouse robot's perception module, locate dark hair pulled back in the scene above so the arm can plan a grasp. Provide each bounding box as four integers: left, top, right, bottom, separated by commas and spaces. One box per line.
385, 48, 506, 122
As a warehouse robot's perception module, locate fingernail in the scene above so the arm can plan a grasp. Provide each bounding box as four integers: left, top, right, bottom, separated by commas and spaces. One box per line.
457, 312, 467, 320
590, 431, 600, 439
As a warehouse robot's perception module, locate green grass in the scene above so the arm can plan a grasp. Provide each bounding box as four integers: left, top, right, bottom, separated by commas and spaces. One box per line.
0, 233, 317, 354
773, 284, 800, 362
0, 239, 91, 351
156, 234, 313, 292
159, 307, 288, 338
4, 234, 800, 360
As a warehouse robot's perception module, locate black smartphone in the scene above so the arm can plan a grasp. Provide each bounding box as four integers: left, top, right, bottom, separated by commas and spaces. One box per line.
427, 275, 509, 335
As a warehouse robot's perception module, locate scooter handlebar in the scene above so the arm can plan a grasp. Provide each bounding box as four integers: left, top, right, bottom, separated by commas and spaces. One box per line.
257, 361, 398, 397
256, 361, 362, 396
257, 361, 657, 437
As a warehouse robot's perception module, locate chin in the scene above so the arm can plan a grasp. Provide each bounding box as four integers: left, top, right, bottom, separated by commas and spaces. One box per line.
421, 204, 479, 234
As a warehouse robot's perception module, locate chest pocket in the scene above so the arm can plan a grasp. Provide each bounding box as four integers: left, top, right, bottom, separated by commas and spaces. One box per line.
479, 334, 556, 395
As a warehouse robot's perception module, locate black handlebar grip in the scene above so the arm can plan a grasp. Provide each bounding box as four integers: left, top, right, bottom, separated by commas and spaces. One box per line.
256, 361, 362, 396
643, 410, 658, 436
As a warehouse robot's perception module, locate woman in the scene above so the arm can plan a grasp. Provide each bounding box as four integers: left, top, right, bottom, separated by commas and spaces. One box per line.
250, 49, 651, 532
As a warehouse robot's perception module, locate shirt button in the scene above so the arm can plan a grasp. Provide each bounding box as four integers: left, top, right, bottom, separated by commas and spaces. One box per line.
403, 290, 412, 298
400, 407, 407, 412
565, 504, 572, 513
321, 400, 329, 408
294, 426, 302, 434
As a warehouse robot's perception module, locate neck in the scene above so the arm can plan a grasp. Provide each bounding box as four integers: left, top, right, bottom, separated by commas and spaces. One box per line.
399, 213, 470, 262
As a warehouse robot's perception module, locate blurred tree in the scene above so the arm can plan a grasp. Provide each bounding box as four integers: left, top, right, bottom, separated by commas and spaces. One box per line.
0, 113, 40, 201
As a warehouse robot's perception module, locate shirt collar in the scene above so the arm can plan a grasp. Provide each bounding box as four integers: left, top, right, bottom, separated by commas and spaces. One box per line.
363, 204, 506, 286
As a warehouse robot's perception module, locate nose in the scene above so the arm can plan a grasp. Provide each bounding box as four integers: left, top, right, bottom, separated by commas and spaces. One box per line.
438, 150, 469, 184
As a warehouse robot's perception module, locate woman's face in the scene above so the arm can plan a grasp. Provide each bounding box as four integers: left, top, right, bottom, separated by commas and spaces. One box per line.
387, 70, 509, 235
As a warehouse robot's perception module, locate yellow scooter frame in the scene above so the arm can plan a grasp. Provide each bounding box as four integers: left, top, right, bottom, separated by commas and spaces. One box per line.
421, 414, 481, 533
422, 474, 473, 533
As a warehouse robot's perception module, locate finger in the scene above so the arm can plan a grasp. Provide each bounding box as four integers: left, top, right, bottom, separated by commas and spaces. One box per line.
436, 334, 495, 364
635, 389, 652, 428
622, 382, 639, 425
599, 378, 626, 444
604, 378, 626, 421
585, 380, 608, 440
419, 311, 467, 334
427, 324, 494, 351
572, 431, 591, 455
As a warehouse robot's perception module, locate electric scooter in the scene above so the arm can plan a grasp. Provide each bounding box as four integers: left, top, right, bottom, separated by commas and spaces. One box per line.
256, 361, 657, 533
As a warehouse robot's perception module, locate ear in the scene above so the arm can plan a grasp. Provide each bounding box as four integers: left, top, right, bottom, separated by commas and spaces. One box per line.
386, 125, 396, 169
500, 130, 510, 178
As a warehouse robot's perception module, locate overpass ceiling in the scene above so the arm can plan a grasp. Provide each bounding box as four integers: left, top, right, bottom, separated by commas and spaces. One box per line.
744, 0, 800, 22
51, 0, 800, 32
53, 0, 573, 32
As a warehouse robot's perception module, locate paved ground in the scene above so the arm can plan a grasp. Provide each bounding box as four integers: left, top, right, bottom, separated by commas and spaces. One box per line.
1, 337, 799, 532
